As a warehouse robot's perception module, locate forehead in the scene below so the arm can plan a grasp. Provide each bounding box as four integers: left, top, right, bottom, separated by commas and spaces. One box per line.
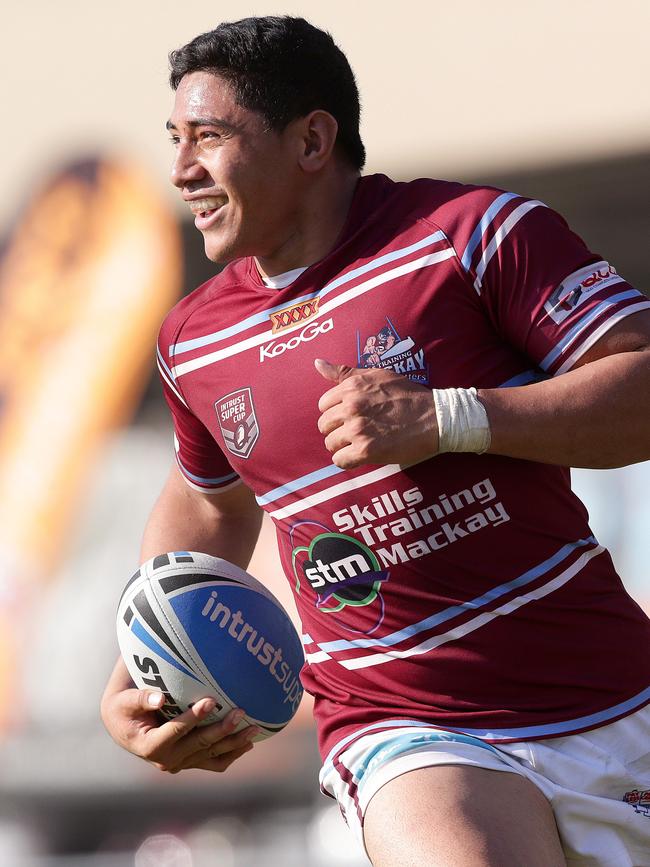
169, 71, 254, 128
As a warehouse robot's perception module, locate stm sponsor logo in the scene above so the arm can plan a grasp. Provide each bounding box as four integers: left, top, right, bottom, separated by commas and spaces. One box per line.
201, 591, 302, 713
291, 522, 390, 635
544, 261, 622, 324
270, 298, 320, 333
259, 318, 333, 362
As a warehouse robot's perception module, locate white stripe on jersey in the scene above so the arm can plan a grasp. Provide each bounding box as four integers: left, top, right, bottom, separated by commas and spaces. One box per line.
460, 191, 520, 272
171, 248, 455, 379
308, 543, 604, 671
473, 200, 547, 293
176, 472, 243, 495
170, 231, 446, 356
305, 649, 333, 664
157, 349, 188, 407
555, 300, 650, 375
308, 537, 596, 656
268, 463, 404, 521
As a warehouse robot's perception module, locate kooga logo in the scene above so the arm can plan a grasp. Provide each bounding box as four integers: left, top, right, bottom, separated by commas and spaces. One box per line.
259, 318, 333, 362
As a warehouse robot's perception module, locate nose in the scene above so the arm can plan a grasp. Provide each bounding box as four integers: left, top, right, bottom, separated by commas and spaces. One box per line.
170, 143, 206, 189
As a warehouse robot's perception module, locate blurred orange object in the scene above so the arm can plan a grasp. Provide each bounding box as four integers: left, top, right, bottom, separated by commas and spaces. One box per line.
0, 157, 182, 730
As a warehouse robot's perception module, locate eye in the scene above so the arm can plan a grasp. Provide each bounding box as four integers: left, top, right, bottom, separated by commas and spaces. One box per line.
168, 135, 180, 146
198, 130, 221, 143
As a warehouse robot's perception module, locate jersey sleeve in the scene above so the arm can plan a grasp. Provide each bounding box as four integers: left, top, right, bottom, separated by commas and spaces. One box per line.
449, 189, 650, 376
156, 324, 240, 494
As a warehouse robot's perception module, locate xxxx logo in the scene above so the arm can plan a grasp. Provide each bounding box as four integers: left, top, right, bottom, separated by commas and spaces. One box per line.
270, 298, 320, 333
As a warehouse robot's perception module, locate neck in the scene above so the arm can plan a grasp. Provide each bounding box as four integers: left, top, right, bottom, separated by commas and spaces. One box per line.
255, 167, 360, 279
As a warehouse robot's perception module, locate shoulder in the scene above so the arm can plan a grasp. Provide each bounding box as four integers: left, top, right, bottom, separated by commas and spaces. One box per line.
402, 178, 536, 233
157, 258, 251, 359
367, 174, 549, 246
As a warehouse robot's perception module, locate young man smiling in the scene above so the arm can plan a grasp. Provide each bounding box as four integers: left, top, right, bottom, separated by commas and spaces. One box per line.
101, 16, 650, 866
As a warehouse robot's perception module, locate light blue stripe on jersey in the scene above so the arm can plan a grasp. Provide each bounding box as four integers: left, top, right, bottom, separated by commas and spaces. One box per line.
459, 192, 519, 272
171, 289, 321, 355
256, 464, 345, 506
539, 288, 640, 371
456, 684, 650, 740
156, 346, 176, 382
321, 687, 650, 775
176, 456, 238, 486
498, 369, 547, 387
316, 231, 445, 301
258, 369, 543, 506
170, 231, 445, 356
316, 536, 597, 654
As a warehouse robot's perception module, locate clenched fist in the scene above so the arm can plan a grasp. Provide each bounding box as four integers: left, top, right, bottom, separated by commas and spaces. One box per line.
315, 359, 439, 469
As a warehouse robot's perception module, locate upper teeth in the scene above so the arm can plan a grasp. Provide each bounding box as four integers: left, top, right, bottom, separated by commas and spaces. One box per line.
190, 197, 226, 213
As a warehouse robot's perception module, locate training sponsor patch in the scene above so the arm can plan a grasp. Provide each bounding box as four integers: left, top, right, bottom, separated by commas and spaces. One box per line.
215, 387, 259, 459
623, 789, 650, 817
357, 317, 429, 384
543, 261, 623, 324
270, 298, 320, 333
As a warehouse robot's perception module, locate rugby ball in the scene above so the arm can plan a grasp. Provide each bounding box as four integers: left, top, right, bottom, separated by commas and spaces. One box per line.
116, 551, 304, 739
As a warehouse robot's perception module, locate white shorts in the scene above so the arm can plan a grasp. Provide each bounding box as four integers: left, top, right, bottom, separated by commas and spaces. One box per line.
319, 705, 650, 866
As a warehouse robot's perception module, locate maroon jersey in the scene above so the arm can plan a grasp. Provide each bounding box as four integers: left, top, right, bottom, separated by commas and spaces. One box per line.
157, 174, 650, 759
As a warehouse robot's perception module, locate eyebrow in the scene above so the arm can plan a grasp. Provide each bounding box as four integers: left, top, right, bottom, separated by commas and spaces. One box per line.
165, 117, 237, 132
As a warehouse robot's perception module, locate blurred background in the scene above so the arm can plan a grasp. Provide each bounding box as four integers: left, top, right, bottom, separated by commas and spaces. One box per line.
0, 1, 648, 864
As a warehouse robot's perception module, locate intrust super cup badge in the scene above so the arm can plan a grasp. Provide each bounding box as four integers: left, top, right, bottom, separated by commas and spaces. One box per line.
215, 387, 259, 459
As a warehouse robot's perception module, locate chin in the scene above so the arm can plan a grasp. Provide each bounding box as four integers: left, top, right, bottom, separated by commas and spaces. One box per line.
202, 234, 239, 265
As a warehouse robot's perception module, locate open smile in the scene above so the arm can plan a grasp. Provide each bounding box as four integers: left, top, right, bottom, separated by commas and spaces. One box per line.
188, 195, 228, 229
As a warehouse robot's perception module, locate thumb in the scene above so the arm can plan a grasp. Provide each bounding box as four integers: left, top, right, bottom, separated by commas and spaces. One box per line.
124, 688, 165, 713
314, 358, 356, 382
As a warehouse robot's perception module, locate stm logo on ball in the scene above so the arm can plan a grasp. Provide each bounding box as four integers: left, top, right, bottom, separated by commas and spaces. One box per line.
259, 318, 333, 362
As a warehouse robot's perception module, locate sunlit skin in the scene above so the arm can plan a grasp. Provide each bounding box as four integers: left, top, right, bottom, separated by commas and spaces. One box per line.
167, 71, 359, 277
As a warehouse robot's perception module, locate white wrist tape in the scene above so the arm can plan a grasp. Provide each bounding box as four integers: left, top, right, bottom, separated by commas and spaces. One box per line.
433, 387, 491, 454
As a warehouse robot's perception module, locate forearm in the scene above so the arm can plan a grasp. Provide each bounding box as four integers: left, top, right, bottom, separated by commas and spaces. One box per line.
478, 349, 650, 468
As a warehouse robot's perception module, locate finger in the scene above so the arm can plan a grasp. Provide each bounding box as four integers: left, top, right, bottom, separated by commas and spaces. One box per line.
145, 697, 220, 751
176, 726, 260, 771
317, 405, 347, 436
115, 687, 167, 715
314, 358, 356, 383
331, 443, 365, 470
182, 741, 255, 774
324, 427, 352, 455
174, 708, 249, 762
318, 384, 345, 414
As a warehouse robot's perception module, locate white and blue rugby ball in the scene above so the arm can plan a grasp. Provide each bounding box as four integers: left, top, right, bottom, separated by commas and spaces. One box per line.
116, 551, 304, 739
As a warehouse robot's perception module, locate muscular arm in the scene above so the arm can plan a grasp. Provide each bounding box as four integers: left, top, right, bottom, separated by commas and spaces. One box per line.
479, 312, 650, 468
141, 462, 262, 565
101, 464, 263, 773
316, 310, 650, 470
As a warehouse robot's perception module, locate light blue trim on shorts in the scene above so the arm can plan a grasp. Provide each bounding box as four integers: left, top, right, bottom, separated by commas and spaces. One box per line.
352, 730, 502, 799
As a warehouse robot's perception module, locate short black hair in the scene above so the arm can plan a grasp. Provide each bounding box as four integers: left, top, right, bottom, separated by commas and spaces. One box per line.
169, 16, 366, 171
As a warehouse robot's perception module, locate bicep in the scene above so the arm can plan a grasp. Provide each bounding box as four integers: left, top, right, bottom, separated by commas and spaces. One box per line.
142, 463, 262, 568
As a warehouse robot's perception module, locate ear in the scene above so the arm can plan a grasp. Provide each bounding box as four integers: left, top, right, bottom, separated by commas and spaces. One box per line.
295, 110, 339, 173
